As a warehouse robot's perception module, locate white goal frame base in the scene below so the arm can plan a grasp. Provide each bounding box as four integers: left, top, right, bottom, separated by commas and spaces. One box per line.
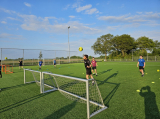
24, 69, 107, 119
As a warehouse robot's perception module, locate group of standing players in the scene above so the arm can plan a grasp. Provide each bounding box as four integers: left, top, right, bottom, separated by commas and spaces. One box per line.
83, 54, 146, 81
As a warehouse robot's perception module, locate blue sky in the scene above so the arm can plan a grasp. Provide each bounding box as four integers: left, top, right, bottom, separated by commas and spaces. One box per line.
0, 0, 160, 58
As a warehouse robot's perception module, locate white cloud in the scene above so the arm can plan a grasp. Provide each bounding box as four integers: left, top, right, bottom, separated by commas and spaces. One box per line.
64, 4, 70, 10
0, 8, 15, 14
98, 12, 160, 24
76, 4, 92, 12
1, 21, 7, 24
85, 8, 99, 14
0, 33, 24, 40
24, 2, 31, 7
16, 13, 101, 34
69, 16, 75, 18
130, 30, 160, 41
137, 12, 142, 14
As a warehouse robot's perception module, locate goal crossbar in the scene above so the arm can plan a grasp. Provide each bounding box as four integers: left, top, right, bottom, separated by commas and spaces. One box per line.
24, 69, 107, 119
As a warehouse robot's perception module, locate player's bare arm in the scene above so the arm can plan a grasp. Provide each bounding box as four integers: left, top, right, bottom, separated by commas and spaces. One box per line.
143, 62, 145, 68
137, 62, 139, 67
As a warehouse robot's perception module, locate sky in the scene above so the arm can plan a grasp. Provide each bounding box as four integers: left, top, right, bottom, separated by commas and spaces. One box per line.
0, 0, 160, 58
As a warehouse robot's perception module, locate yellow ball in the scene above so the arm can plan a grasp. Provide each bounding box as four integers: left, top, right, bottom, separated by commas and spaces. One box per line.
5, 57, 8, 60
79, 47, 83, 52
157, 69, 159, 72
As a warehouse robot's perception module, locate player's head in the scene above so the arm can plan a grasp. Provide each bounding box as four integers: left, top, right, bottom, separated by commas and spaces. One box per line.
140, 55, 143, 59
92, 57, 95, 60
83, 54, 88, 60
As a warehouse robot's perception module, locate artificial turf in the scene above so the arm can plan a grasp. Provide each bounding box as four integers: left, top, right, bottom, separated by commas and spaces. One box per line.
0, 62, 160, 119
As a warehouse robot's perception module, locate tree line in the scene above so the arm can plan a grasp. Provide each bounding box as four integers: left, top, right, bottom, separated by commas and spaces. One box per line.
91, 34, 160, 59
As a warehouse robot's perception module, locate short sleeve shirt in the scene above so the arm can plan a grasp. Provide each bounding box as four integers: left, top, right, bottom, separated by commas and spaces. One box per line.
84, 59, 91, 69
138, 59, 145, 66
91, 60, 97, 67
39, 61, 43, 66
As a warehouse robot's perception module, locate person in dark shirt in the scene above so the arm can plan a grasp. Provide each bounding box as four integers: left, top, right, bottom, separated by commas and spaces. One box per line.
83, 55, 95, 85
0, 60, 2, 78
19, 59, 23, 70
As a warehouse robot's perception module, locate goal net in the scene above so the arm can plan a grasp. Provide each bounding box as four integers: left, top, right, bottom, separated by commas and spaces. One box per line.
24, 69, 43, 93
24, 69, 107, 119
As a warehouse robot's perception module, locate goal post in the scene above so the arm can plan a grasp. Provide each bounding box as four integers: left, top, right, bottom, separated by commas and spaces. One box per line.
24, 69, 107, 118
24, 69, 43, 93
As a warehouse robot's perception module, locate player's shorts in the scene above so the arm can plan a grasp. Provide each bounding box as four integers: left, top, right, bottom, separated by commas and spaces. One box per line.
139, 66, 144, 69
19, 64, 22, 66
54, 63, 56, 65
86, 68, 92, 75
39, 65, 42, 67
92, 67, 96, 70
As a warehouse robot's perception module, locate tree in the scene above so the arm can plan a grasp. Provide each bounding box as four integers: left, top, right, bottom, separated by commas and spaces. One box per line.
136, 36, 155, 51
111, 34, 135, 57
91, 34, 114, 60
39, 51, 43, 59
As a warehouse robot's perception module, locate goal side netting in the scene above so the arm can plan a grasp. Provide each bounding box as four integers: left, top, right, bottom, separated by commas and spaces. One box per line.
24, 69, 107, 119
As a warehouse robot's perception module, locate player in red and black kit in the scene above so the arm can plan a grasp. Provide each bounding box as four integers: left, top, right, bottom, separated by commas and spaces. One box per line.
83, 55, 95, 85
91, 57, 98, 76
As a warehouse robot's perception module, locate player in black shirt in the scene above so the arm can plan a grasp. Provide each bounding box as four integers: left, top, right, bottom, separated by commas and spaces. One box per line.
83, 55, 95, 85
19, 59, 23, 70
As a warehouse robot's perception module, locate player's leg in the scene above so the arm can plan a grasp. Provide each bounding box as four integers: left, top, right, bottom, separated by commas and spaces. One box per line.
86, 75, 89, 79
94, 67, 97, 76
141, 68, 144, 77
92, 68, 95, 75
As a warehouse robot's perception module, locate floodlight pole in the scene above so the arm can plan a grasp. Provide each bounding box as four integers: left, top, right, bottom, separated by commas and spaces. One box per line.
68, 26, 70, 63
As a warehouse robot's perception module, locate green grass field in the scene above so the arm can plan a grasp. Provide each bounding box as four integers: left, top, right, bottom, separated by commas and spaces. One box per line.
0, 62, 160, 119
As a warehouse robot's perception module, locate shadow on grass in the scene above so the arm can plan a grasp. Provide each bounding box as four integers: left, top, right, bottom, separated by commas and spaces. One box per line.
45, 101, 77, 119
1, 83, 35, 91
96, 72, 120, 107
139, 86, 160, 119
97, 71, 118, 86
0, 92, 53, 113
98, 69, 112, 75
103, 83, 120, 107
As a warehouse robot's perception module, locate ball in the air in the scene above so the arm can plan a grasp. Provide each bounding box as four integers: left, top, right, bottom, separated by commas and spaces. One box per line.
79, 47, 83, 52
5, 57, 7, 60
157, 69, 159, 72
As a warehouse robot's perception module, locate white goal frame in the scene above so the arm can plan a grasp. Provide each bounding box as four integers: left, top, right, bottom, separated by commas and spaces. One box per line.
24, 69, 107, 119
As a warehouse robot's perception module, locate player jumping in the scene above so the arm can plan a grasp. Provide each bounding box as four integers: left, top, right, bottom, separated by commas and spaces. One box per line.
38, 60, 43, 69
83, 55, 95, 85
137, 55, 145, 77
91, 57, 98, 76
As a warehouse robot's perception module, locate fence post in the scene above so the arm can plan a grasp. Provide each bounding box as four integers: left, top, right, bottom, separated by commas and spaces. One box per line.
155, 56, 156, 61
23, 49, 24, 66
32, 59, 33, 65
1, 48, 2, 66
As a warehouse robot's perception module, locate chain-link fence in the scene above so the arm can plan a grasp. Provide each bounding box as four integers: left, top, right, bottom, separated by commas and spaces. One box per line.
0, 48, 81, 66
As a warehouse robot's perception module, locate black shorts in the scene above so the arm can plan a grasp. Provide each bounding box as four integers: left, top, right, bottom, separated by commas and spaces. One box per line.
19, 64, 22, 66
92, 67, 96, 70
139, 66, 144, 69
86, 68, 92, 75
54, 63, 56, 65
